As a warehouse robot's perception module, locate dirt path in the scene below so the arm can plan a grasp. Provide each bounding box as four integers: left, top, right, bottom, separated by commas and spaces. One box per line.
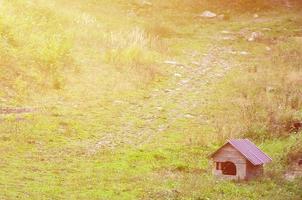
88, 45, 237, 153
0, 107, 35, 115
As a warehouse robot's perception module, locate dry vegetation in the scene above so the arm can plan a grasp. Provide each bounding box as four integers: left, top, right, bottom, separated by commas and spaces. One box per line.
287, 137, 302, 164
206, 40, 302, 141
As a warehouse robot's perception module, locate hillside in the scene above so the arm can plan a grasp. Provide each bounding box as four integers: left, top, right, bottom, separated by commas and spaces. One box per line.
0, 0, 302, 199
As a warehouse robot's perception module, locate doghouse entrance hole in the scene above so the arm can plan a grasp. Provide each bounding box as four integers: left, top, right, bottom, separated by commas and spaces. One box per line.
222, 161, 237, 175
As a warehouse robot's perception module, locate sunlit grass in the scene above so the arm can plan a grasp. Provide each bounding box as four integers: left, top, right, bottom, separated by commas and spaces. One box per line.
0, 0, 302, 199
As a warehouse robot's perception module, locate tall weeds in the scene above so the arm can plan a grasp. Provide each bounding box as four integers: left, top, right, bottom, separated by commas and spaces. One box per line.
102, 28, 162, 83
206, 40, 302, 141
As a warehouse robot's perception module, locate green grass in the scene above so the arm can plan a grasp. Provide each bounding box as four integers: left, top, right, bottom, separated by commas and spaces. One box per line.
0, 0, 302, 199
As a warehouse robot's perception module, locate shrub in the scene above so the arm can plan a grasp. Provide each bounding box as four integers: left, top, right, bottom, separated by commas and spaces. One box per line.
0, 1, 74, 93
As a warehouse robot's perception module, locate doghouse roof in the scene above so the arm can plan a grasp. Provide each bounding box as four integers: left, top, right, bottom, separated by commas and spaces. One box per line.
211, 139, 272, 165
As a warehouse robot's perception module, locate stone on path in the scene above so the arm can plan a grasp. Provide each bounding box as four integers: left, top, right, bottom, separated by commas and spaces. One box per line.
221, 30, 231, 34
140, 0, 152, 6
164, 60, 184, 67
184, 114, 194, 119
239, 51, 249, 55
229, 51, 249, 55
247, 32, 263, 42
174, 73, 182, 78
180, 79, 190, 84
200, 11, 217, 18
156, 106, 164, 111
191, 61, 200, 66
220, 36, 235, 41
113, 100, 124, 104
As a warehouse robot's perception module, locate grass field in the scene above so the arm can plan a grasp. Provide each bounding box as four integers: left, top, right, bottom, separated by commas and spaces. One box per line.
0, 0, 302, 199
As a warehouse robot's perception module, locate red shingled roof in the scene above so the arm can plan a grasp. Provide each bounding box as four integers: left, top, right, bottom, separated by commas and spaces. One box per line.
212, 139, 272, 165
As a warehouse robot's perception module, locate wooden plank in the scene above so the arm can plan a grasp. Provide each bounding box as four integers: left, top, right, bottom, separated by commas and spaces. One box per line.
213, 157, 246, 163
212, 144, 246, 162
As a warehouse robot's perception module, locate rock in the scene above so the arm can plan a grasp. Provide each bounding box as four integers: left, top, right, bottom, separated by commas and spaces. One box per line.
266, 86, 275, 93
229, 50, 249, 55
158, 125, 167, 132
221, 30, 231, 34
156, 106, 164, 111
191, 61, 200, 66
216, 73, 224, 78
262, 28, 271, 31
180, 79, 190, 84
164, 60, 178, 65
200, 10, 217, 18
238, 28, 250, 37
113, 100, 124, 104
239, 51, 249, 55
174, 73, 182, 78
221, 36, 235, 41
189, 51, 199, 57
140, 0, 152, 6
247, 32, 263, 42
96, 140, 114, 149
164, 60, 183, 66
184, 114, 194, 119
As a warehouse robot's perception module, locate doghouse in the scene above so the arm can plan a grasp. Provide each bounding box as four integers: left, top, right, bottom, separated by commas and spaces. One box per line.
211, 139, 272, 180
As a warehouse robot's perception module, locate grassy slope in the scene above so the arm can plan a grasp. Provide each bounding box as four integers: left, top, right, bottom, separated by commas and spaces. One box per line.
0, 0, 302, 199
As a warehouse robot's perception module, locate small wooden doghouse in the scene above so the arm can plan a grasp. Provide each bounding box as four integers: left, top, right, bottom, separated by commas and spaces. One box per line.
210, 139, 272, 180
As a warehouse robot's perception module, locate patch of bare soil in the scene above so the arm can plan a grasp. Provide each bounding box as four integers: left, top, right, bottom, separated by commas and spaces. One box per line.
285, 160, 302, 181
0, 107, 35, 114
